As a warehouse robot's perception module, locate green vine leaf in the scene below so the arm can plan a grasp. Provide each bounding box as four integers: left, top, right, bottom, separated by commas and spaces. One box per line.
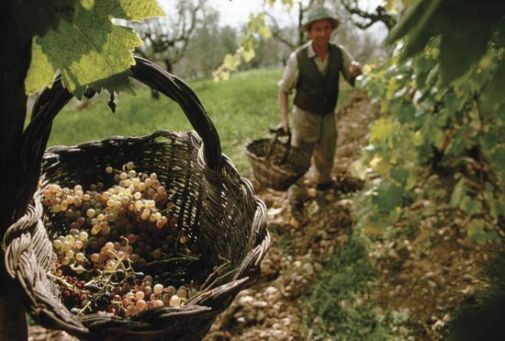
370, 118, 395, 144
482, 62, 505, 106
386, 0, 505, 84
439, 17, 494, 84
25, 0, 164, 95
373, 182, 404, 213
460, 196, 482, 215
449, 178, 466, 208
467, 219, 498, 244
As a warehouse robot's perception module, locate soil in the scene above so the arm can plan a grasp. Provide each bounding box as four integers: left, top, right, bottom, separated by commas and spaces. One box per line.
29, 90, 504, 341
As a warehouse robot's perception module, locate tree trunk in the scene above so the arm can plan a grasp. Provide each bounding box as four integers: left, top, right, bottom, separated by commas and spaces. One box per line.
0, 1, 32, 340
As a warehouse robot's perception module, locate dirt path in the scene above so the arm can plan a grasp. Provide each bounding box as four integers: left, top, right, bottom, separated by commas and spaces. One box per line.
204, 90, 375, 340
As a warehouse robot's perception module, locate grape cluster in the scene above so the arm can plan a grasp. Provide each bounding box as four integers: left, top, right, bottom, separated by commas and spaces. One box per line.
42, 162, 199, 316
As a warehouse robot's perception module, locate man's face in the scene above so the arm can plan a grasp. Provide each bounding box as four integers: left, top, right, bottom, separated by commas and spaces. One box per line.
307, 19, 333, 47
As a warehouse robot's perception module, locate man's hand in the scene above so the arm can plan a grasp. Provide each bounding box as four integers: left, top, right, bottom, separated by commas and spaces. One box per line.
349, 61, 362, 78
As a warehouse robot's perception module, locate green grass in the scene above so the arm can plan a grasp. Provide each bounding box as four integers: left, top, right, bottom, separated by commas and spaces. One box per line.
47, 68, 283, 177
303, 234, 392, 340
46, 68, 354, 177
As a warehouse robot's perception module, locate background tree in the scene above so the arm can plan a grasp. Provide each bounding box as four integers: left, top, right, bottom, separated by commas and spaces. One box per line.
340, 0, 397, 31
132, 0, 204, 74
175, 14, 238, 79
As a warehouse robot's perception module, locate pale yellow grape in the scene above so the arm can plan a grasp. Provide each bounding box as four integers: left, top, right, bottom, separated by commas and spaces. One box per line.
61, 241, 72, 252
134, 291, 145, 300
91, 225, 101, 236
135, 299, 147, 312
86, 208, 96, 218
78, 231, 88, 241
53, 239, 63, 250
169, 295, 181, 307
153, 284, 164, 295
143, 286, 152, 296
74, 240, 84, 250
75, 252, 86, 262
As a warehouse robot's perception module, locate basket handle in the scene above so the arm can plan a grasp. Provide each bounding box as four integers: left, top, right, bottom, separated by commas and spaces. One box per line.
15, 57, 223, 221
130, 57, 222, 170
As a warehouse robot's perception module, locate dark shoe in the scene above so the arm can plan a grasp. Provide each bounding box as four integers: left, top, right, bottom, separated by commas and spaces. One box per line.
289, 201, 304, 214
315, 181, 335, 191
288, 201, 305, 224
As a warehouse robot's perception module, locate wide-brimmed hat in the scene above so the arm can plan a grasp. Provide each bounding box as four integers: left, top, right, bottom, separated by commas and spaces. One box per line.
302, 6, 340, 31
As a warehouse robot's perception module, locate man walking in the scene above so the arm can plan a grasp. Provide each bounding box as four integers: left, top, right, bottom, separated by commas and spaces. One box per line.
278, 6, 362, 219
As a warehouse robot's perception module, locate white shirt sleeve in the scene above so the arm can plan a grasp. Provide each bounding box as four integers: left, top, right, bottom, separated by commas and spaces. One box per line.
278, 51, 299, 95
339, 45, 356, 85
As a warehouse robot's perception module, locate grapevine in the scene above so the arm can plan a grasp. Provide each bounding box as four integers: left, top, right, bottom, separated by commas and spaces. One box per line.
355, 40, 505, 242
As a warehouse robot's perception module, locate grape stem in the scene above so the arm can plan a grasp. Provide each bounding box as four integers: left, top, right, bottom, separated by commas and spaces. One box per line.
47, 272, 74, 290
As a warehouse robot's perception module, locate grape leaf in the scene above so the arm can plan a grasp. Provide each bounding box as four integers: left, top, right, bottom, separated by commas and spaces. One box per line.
14, 0, 78, 39
25, 0, 164, 95
439, 17, 494, 84
373, 182, 404, 213
391, 167, 409, 186
460, 196, 482, 215
259, 26, 272, 40
467, 219, 499, 244
223, 54, 241, 70
482, 62, 505, 106
490, 147, 505, 174
450, 178, 466, 208
242, 47, 256, 63
387, 0, 505, 84
493, 18, 505, 47
281, 0, 293, 8
370, 118, 394, 143
85, 70, 135, 98
386, 0, 441, 44
387, 0, 443, 59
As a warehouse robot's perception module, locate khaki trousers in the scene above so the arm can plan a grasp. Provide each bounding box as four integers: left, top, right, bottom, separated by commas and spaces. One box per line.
287, 106, 336, 204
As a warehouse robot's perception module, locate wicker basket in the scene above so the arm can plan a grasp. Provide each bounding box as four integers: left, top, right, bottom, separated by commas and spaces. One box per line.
2, 57, 270, 340
246, 131, 310, 191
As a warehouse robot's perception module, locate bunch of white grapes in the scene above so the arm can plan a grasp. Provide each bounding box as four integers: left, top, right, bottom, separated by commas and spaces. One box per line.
42, 162, 198, 316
